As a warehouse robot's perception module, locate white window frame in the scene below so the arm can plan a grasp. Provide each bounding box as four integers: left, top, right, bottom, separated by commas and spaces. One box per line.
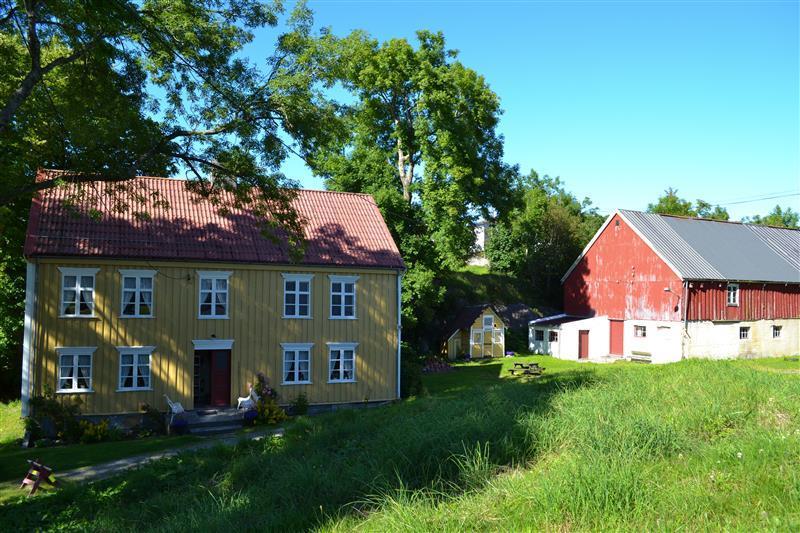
727, 283, 739, 306
56, 347, 96, 393
482, 314, 494, 330
772, 325, 782, 339
281, 342, 313, 385
634, 325, 647, 338
739, 326, 750, 340
59, 267, 99, 318
328, 342, 358, 383
117, 346, 155, 391
119, 269, 156, 318
329, 275, 358, 320
549, 330, 559, 342
197, 271, 232, 319
282, 273, 313, 319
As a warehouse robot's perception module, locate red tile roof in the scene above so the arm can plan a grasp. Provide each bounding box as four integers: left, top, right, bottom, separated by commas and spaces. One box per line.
25, 172, 404, 269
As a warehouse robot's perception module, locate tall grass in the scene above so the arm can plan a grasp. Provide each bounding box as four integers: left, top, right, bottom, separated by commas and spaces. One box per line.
1, 359, 798, 531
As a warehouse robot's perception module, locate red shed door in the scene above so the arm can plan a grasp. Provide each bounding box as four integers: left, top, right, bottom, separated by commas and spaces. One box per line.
578, 330, 590, 359
609, 320, 624, 356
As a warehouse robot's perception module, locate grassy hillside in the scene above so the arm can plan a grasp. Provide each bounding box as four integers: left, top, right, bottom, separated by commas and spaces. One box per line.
1, 357, 798, 531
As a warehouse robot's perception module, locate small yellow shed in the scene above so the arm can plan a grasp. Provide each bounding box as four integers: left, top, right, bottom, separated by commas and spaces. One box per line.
443, 304, 506, 360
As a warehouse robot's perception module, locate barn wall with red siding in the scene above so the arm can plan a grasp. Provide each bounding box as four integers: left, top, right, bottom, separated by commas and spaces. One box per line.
563, 214, 683, 321
687, 282, 800, 321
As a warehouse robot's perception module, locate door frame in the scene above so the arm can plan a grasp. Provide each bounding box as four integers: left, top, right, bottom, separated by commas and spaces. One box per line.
470, 328, 484, 358
609, 320, 624, 356
578, 330, 590, 360
192, 339, 234, 407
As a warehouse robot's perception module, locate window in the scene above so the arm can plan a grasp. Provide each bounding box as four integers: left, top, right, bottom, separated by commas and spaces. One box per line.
328, 343, 357, 382
283, 273, 313, 318
739, 326, 750, 340
57, 347, 95, 392
773, 325, 782, 339
117, 346, 154, 391
634, 325, 647, 338
282, 343, 312, 384
483, 315, 494, 329
329, 275, 358, 319
727, 283, 739, 306
534, 329, 544, 341
549, 331, 559, 342
59, 267, 99, 317
198, 271, 231, 318
120, 270, 155, 317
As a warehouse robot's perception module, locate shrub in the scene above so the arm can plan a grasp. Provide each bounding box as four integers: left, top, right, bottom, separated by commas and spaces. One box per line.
400, 343, 425, 397
291, 393, 309, 416
78, 419, 123, 444
253, 372, 278, 401
256, 398, 287, 425
139, 403, 167, 435
27, 385, 83, 443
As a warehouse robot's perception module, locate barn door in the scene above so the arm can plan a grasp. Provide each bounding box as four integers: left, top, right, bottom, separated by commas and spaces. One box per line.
609, 320, 624, 356
578, 330, 590, 359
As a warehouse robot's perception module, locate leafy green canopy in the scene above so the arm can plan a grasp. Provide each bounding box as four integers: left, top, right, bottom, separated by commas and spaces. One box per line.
0, 0, 339, 396
280, 23, 520, 339
743, 205, 799, 229
646, 188, 729, 220
485, 172, 605, 303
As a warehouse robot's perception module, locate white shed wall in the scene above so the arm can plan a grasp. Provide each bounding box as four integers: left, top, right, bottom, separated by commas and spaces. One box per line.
685, 318, 799, 359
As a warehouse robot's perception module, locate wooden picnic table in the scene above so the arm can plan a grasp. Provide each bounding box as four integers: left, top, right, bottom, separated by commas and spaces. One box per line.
508, 364, 544, 377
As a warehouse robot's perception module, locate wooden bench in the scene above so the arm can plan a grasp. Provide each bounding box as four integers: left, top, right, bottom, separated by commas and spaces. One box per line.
630, 351, 652, 363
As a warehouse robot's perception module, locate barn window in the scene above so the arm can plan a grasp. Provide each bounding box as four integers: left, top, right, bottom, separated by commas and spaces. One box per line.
549, 331, 559, 342
534, 329, 544, 341
739, 327, 750, 340
772, 325, 782, 339
634, 325, 647, 338
726, 283, 739, 306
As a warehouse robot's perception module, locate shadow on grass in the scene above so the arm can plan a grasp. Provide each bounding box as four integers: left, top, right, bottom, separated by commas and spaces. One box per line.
0, 366, 604, 531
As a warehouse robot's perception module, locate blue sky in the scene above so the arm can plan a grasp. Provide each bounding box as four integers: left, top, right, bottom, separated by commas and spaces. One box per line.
250, 0, 799, 219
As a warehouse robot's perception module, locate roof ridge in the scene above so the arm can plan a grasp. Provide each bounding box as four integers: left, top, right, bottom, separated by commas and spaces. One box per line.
619, 207, 799, 232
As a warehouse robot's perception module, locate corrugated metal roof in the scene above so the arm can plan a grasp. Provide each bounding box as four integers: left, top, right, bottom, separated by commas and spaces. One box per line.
619, 210, 800, 283
25, 173, 405, 269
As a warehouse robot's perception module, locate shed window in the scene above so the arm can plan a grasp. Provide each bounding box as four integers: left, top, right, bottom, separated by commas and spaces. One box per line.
483, 315, 494, 329
283, 274, 313, 318
727, 283, 739, 306
59, 267, 99, 317
329, 275, 358, 319
534, 329, 544, 341
634, 325, 647, 338
772, 325, 782, 338
739, 327, 750, 340
198, 271, 231, 318
57, 347, 95, 392
549, 331, 559, 342
328, 343, 357, 382
282, 343, 312, 384
120, 270, 155, 317
118, 347, 153, 390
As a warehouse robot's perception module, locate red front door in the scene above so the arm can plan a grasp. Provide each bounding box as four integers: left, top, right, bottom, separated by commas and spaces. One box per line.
578, 330, 590, 359
210, 349, 231, 407
609, 320, 624, 356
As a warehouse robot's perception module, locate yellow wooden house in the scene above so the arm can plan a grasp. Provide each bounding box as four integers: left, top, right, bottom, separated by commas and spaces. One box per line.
21, 172, 404, 416
443, 304, 506, 360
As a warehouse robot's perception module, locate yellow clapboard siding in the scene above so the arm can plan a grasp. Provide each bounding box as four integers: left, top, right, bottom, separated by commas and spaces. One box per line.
33, 259, 399, 414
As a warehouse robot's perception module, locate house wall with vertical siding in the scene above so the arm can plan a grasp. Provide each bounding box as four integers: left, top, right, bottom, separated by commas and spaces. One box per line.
563, 214, 683, 321
686, 282, 800, 321
31, 258, 399, 414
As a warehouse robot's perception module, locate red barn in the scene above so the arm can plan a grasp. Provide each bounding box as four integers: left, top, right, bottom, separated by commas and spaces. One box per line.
529, 210, 800, 363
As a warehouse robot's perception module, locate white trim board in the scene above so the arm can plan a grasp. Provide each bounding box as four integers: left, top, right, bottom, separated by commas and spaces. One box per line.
192, 339, 234, 351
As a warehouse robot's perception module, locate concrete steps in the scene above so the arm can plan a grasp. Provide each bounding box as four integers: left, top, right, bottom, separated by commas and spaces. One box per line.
185, 408, 245, 436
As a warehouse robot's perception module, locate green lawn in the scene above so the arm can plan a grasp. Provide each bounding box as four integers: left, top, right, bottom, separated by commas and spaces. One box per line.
737, 355, 800, 373
1, 356, 798, 530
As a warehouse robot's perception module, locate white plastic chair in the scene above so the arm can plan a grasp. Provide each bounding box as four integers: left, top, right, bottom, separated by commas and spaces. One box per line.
164, 394, 184, 425
236, 385, 260, 410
